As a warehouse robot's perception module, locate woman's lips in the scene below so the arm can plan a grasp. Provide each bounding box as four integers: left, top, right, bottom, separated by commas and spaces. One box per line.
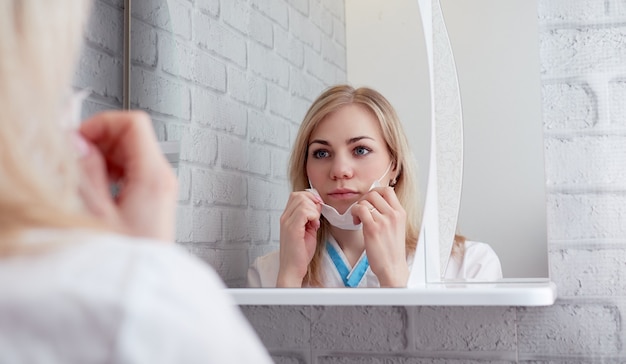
327, 191, 359, 200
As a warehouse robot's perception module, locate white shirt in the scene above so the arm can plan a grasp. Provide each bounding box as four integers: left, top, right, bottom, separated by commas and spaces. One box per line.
0, 230, 273, 364
248, 237, 502, 287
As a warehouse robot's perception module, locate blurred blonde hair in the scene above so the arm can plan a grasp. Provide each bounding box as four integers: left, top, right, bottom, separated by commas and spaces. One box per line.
289, 85, 423, 287
0, 0, 95, 245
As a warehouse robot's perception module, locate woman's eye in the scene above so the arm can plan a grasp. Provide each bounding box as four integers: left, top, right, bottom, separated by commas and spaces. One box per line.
312, 149, 330, 159
354, 146, 371, 156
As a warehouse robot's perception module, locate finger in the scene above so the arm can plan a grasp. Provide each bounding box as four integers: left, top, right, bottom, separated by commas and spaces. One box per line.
79, 111, 166, 178
282, 193, 321, 229
372, 186, 403, 211
76, 141, 118, 223
351, 202, 375, 225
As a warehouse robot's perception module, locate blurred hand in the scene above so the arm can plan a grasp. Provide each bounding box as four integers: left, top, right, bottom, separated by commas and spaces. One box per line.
76, 111, 178, 242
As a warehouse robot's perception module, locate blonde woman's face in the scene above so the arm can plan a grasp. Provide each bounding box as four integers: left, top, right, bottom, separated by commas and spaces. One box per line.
306, 104, 393, 214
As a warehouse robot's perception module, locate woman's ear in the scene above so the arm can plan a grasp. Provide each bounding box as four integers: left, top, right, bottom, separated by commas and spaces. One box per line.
389, 161, 399, 187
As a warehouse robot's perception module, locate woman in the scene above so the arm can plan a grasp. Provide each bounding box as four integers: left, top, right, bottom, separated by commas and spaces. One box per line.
248, 85, 502, 288
0, 1, 272, 362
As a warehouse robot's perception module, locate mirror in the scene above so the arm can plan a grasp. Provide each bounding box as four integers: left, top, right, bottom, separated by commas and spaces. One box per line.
346, 0, 548, 281
121, 0, 548, 289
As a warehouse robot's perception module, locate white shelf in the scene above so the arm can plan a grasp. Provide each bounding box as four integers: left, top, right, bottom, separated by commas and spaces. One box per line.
228, 280, 557, 306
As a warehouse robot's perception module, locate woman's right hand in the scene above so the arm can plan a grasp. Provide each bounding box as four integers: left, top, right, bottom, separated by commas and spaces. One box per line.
76, 111, 178, 243
276, 191, 322, 287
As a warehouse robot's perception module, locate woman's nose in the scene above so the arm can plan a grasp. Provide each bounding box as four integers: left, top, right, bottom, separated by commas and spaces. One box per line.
330, 156, 354, 180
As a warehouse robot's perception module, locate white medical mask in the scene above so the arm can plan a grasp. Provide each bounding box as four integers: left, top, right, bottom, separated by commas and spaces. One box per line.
306, 163, 393, 230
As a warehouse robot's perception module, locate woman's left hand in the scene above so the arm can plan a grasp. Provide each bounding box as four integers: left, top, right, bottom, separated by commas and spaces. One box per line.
352, 187, 409, 287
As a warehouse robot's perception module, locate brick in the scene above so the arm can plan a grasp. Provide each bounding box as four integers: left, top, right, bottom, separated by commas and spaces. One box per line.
176, 164, 191, 202
86, 1, 123, 54
311, 306, 407, 351
271, 354, 307, 364
240, 306, 311, 348
540, 26, 626, 77
80, 98, 121, 120
412, 307, 517, 351
291, 96, 313, 123
550, 248, 626, 296
99, 0, 123, 9
228, 68, 268, 109
175, 205, 193, 243
322, 38, 347, 70
222, 0, 250, 35
250, 0, 289, 29
609, 78, 626, 126
132, 0, 191, 39
290, 7, 322, 52
194, 12, 247, 67
268, 84, 294, 120
333, 17, 346, 47
248, 178, 290, 210
275, 27, 305, 67
130, 68, 191, 119
318, 358, 508, 364
197, 0, 219, 17
545, 136, 626, 186
518, 302, 621, 356
271, 149, 290, 179
248, 142, 273, 176
165, 124, 217, 165
542, 82, 596, 130
192, 88, 247, 136
310, 2, 333, 36
546, 193, 626, 240
249, 110, 292, 148
161, 36, 227, 92
218, 134, 250, 172
188, 127, 218, 165
249, 10, 274, 47
223, 208, 271, 242
537, 0, 606, 24
192, 168, 247, 206
288, 0, 309, 16
192, 206, 222, 242
290, 67, 325, 101
75, 47, 122, 103
130, 20, 157, 67
322, 0, 345, 20
249, 42, 290, 88
304, 46, 332, 84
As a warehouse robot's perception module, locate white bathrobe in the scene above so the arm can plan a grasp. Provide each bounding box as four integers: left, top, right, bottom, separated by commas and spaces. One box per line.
248, 236, 503, 287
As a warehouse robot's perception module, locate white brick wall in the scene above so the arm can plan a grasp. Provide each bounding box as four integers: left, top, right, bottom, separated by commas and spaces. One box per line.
126, 0, 344, 288
76, 0, 626, 362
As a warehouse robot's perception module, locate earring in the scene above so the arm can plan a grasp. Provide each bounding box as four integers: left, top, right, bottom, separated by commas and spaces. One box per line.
389, 178, 397, 187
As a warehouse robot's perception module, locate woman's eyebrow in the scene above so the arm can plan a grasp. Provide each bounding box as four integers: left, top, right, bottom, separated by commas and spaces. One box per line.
347, 136, 374, 144
308, 139, 329, 147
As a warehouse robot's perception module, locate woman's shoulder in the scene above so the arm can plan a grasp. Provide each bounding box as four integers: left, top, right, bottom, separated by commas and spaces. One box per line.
445, 239, 503, 280
1, 229, 272, 363
248, 249, 280, 288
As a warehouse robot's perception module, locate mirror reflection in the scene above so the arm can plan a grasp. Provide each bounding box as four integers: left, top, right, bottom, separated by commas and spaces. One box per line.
124, 0, 548, 288
345, 0, 548, 281
440, 0, 548, 279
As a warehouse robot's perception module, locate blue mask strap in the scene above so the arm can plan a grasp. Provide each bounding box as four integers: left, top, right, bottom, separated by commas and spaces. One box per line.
326, 241, 370, 287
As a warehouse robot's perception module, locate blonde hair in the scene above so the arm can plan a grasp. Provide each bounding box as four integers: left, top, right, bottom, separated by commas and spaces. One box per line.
0, 0, 97, 246
289, 85, 423, 286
